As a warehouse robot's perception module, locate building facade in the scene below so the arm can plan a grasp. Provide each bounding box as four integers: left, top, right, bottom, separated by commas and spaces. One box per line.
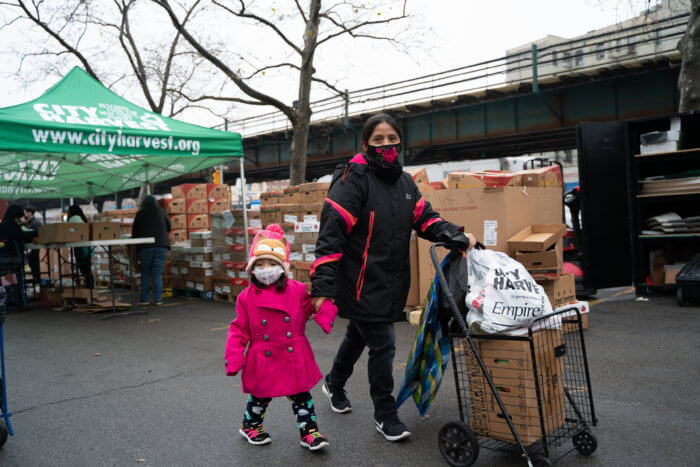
505, 0, 690, 83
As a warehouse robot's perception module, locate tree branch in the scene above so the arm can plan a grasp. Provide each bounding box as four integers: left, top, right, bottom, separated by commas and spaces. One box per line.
317, 8, 408, 48
294, 0, 307, 22
212, 0, 302, 55
15, 0, 100, 80
115, 0, 159, 111
245, 62, 297, 79
157, 1, 197, 113
153, 0, 297, 124
167, 88, 268, 106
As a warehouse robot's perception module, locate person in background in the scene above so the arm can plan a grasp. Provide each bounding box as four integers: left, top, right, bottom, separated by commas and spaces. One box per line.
132, 195, 171, 306
24, 206, 42, 286
67, 205, 94, 289
0, 205, 39, 309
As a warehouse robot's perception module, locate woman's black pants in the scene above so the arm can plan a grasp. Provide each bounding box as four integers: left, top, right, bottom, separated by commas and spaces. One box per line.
327, 320, 397, 420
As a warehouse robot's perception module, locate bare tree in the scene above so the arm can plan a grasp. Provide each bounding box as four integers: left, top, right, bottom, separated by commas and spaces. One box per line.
154, 0, 411, 185
678, 0, 699, 111
0, 0, 210, 117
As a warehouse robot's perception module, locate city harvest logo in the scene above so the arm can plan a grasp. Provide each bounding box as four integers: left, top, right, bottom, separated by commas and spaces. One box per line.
33, 103, 171, 131
2, 160, 59, 181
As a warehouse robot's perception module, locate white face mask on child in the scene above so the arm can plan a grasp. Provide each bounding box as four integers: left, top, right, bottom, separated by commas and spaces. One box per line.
253, 265, 285, 286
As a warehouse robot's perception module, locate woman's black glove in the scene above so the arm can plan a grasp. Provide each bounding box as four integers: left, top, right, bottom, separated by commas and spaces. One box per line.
438, 230, 471, 251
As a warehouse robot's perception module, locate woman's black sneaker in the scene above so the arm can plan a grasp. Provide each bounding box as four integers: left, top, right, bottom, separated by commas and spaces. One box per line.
374, 414, 411, 441
321, 376, 352, 413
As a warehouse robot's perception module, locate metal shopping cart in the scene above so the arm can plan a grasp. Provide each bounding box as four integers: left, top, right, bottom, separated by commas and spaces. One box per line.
430, 243, 598, 466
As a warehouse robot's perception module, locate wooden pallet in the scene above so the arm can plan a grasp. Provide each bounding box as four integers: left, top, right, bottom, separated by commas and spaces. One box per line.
74, 300, 133, 314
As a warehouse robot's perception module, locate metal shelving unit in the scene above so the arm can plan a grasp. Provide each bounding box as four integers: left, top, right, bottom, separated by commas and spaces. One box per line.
625, 113, 700, 295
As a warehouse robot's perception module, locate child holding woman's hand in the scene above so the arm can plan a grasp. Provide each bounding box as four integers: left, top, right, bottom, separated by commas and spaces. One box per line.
225, 225, 338, 451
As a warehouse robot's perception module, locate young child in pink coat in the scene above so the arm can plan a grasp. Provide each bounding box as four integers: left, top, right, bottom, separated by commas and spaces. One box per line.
225, 224, 337, 451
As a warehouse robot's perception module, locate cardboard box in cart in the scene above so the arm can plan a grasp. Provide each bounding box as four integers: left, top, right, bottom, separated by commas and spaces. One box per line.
465, 329, 566, 445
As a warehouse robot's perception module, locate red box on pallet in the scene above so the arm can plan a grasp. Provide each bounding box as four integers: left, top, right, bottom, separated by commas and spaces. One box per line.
187, 214, 210, 230
169, 214, 187, 230
208, 198, 229, 213
172, 183, 207, 199
222, 260, 247, 270
161, 198, 186, 214
186, 198, 208, 214
207, 183, 230, 199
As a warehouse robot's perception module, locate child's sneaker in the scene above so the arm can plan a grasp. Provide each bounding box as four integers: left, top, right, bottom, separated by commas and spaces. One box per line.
239, 426, 272, 445
300, 430, 329, 451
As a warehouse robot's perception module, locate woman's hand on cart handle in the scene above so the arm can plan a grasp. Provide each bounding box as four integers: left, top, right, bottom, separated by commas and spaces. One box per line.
449, 232, 477, 251
462, 232, 477, 250
312, 296, 334, 312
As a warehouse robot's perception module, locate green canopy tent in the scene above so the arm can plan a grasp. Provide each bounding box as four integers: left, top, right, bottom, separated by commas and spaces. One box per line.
0, 67, 244, 200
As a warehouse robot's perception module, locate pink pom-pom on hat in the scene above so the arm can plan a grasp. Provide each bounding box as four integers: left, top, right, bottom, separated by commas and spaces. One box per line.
245, 224, 290, 275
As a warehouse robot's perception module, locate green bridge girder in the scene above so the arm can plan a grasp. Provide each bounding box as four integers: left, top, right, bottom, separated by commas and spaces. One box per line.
240, 66, 679, 181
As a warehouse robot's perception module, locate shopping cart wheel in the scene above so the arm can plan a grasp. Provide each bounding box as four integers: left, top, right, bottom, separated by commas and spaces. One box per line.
438, 421, 479, 466
0, 422, 8, 448
532, 454, 552, 466
676, 288, 686, 307
572, 429, 598, 455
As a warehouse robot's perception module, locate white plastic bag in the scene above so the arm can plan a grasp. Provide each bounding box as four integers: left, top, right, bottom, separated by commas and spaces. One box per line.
465, 249, 553, 334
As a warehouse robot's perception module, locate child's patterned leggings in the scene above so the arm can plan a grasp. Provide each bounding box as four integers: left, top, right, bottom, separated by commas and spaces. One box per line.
242, 391, 318, 436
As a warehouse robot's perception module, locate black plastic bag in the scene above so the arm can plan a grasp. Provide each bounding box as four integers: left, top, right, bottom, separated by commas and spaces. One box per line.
437, 251, 469, 331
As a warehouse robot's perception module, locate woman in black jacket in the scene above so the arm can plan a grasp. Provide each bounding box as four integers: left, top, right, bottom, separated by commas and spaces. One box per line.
311, 113, 475, 442
67, 205, 94, 289
132, 195, 171, 306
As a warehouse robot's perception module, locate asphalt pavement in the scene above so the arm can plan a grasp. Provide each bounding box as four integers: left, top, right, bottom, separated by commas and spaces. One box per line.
0, 289, 698, 466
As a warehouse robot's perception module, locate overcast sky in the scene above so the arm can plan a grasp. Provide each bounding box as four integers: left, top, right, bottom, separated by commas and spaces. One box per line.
0, 0, 657, 129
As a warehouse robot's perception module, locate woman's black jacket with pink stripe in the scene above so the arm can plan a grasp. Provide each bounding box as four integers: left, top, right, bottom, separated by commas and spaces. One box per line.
310, 154, 462, 323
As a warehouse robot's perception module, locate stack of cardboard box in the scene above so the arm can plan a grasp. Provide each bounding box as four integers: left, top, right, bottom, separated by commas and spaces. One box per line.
99, 208, 137, 236
466, 330, 566, 445
170, 237, 214, 294
260, 182, 328, 227
442, 165, 562, 191
37, 222, 133, 289
165, 183, 231, 241
414, 167, 565, 303
209, 211, 258, 302
259, 182, 328, 293
508, 224, 587, 329
288, 221, 320, 293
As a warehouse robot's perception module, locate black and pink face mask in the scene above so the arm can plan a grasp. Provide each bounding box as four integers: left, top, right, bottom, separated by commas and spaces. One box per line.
367, 143, 403, 163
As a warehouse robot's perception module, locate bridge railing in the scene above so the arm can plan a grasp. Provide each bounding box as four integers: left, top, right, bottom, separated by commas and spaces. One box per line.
226, 13, 689, 137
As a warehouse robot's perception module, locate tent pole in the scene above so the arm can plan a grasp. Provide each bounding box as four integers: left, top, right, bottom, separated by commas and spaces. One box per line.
226, 118, 250, 259
239, 152, 250, 261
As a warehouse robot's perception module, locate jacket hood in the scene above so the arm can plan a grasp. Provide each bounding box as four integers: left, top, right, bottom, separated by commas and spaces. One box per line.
2, 204, 25, 223
141, 195, 157, 208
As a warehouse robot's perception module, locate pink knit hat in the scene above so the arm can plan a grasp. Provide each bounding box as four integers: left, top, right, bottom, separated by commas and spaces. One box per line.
245, 224, 290, 275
